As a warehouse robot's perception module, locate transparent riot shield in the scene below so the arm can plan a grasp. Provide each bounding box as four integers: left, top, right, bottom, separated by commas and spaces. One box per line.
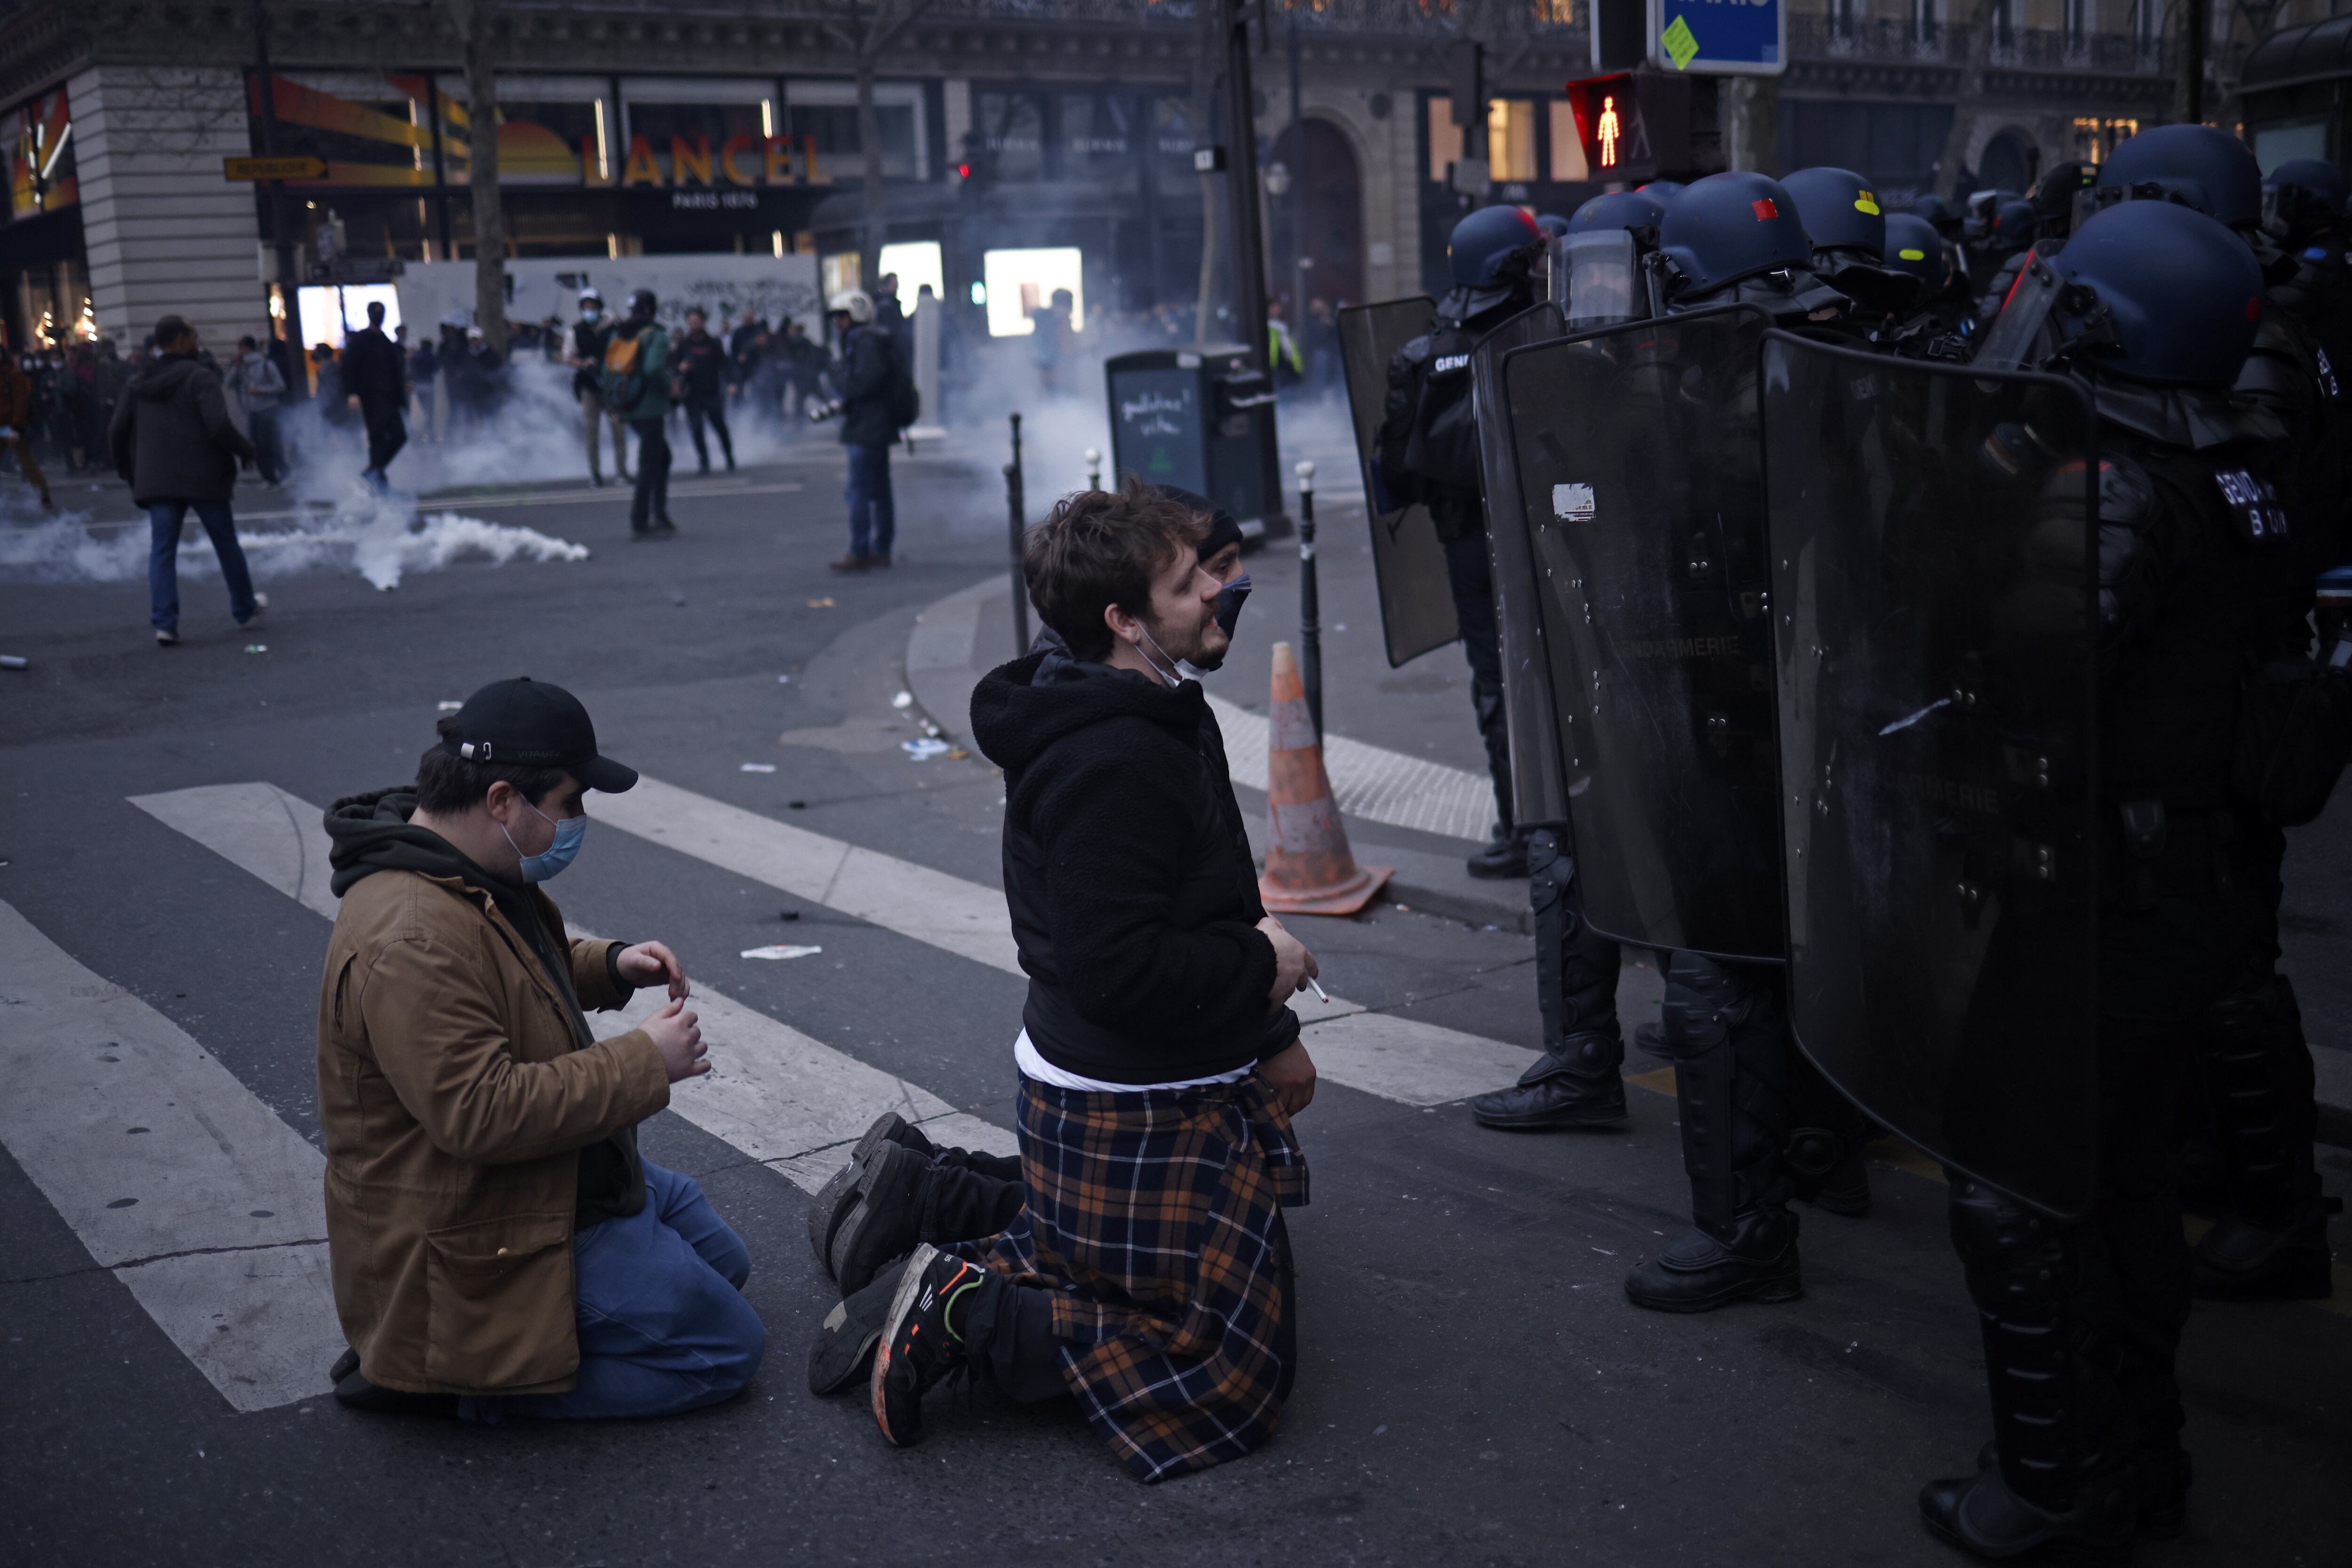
1338, 298, 1459, 666
1502, 306, 1784, 962
1473, 302, 1570, 830
1760, 330, 2099, 1219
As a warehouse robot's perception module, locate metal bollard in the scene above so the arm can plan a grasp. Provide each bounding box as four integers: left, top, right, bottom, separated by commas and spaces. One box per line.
1006, 413, 1031, 655
1295, 459, 1322, 740
1084, 447, 1103, 491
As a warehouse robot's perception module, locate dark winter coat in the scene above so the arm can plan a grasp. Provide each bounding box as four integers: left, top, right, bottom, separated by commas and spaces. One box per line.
970, 646, 1298, 1085
340, 325, 407, 414
834, 322, 905, 448
108, 352, 256, 506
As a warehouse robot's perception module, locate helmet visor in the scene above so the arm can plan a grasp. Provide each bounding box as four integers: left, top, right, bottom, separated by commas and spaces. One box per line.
1976, 252, 2066, 373
1562, 230, 1642, 329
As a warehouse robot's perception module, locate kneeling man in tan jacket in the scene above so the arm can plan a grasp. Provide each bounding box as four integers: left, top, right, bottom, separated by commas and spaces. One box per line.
318, 676, 765, 1420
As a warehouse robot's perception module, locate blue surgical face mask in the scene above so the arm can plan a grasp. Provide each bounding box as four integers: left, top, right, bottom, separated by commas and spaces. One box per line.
504, 801, 587, 883
1212, 572, 1252, 639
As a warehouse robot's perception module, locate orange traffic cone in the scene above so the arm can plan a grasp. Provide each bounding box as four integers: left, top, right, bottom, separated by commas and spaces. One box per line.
1258, 641, 1392, 916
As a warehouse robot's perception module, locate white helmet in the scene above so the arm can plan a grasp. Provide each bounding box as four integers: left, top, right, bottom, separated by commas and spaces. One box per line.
826, 289, 875, 325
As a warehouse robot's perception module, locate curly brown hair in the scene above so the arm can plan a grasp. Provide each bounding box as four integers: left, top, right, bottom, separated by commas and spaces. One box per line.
1023, 476, 1208, 661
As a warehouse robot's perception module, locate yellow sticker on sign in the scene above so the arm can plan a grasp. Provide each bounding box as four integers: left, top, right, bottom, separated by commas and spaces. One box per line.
1661, 15, 1700, 71
1855, 190, 1882, 215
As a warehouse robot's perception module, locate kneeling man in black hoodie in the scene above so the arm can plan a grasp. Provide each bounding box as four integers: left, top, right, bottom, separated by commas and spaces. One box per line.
817, 478, 1320, 1480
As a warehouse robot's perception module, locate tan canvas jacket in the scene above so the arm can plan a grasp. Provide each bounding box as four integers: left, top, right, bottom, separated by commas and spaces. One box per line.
317, 868, 667, 1394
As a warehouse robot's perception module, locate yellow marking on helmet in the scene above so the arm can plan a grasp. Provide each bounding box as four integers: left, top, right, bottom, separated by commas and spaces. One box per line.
1855, 191, 1882, 215
1899, 247, 1927, 261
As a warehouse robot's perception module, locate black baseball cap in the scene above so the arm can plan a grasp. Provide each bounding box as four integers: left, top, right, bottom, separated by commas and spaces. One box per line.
437, 677, 638, 793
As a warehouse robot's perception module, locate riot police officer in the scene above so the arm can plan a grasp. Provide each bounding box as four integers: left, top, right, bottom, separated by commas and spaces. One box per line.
1376, 204, 1548, 879
1466, 189, 1667, 1134
1921, 198, 2291, 1557
2080, 126, 2348, 1304
1576, 171, 1872, 1311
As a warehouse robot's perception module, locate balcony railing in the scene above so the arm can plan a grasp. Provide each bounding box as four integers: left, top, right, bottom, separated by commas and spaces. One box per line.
1788, 14, 2167, 75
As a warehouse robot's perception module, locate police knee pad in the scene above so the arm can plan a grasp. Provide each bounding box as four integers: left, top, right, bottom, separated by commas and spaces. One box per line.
1782, 1125, 1847, 1180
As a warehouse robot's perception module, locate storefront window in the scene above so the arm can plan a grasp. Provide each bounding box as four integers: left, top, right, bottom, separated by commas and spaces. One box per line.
1059, 93, 1134, 180
971, 91, 1045, 183
786, 82, 928, 181
439, 76, 612, 187
624, 79, 780, 187
260, 73, 437, 187
9, 88, 76, 218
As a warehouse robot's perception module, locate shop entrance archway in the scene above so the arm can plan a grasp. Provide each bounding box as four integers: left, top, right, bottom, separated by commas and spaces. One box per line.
1268, 117, 1364, 312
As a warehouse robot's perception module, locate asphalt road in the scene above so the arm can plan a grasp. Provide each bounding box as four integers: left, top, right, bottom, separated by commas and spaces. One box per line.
1, 439, 2347, 1568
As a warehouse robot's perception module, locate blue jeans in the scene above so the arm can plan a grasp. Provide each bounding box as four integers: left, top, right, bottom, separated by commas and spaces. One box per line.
460, 1161, 766, 1423
147, 501, 257, 634
845, 441, 894, 560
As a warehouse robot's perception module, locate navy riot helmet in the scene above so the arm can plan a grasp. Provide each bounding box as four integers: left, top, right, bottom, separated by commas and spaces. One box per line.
1908, 192, 1962, 239
1883, 213, 1944, 284
1988, 199, 2039, 251
1567, 189, 1668, 235
2097, 123, 2263, 231
2266, 157, 2349, 245
1781, 167, 1885, 258
2271, 157, 2350, 215
1658, 170, 1813, 294
2053, 199, 2265, 386
1448, 204, 1545, 289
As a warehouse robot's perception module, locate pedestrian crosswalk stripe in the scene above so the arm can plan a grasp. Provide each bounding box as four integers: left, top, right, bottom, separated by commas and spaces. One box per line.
127, 785, 1017, 1194
134, 777, 1541, 1115
0, 898, 344, 1413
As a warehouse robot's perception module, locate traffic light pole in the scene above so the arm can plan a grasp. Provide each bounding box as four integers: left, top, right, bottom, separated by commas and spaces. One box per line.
1216, 0, 1270, 376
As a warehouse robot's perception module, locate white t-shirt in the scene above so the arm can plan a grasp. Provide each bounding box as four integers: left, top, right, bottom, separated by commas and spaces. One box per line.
1013, 1028, 1255, 1093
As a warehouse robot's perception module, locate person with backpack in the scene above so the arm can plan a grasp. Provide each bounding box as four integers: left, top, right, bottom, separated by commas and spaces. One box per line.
604, 288, 675, 540
814, 288, 915, 571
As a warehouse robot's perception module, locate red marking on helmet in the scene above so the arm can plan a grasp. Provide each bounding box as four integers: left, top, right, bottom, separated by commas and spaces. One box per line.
1752, 198, 1779, 221
2246, 296, 2262, 323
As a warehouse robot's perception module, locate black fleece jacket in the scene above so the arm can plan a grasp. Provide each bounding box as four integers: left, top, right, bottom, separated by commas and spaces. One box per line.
971, 647, 1298, 1085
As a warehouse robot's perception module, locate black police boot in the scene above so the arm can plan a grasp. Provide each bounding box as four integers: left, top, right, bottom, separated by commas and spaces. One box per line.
1917, 1460, 2137, 1560
1623, 1205, 1801, 1312
2190, 1198, 2339, 1300
1466, 824, 1530, 879
1470, 1033, 1629, 1129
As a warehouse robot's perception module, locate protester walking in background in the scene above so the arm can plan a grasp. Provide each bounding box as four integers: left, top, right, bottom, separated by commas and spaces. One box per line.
227, 335, 288, 485
0, 343, 55, 510
109, 314, 262, 646
605, 288, 675, 539
570, 288, 629, 487
406, 330, 437, 444
672, 307, 735, 475
819, 289, 911, 571
341, 300, 407, 490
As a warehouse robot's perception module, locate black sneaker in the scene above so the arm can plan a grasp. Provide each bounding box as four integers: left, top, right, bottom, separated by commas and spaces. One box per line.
808, 1112, 913, 1276
870, 1243, 984, 1447
809, 1254, 913, 1395
829, 1141, 930, 1296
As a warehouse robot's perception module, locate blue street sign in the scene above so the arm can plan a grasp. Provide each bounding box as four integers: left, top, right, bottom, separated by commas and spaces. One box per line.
1648, 0, 1787, 75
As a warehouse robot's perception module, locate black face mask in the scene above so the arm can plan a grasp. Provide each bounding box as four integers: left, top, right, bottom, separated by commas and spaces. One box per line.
1212, 573, 1252, 639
